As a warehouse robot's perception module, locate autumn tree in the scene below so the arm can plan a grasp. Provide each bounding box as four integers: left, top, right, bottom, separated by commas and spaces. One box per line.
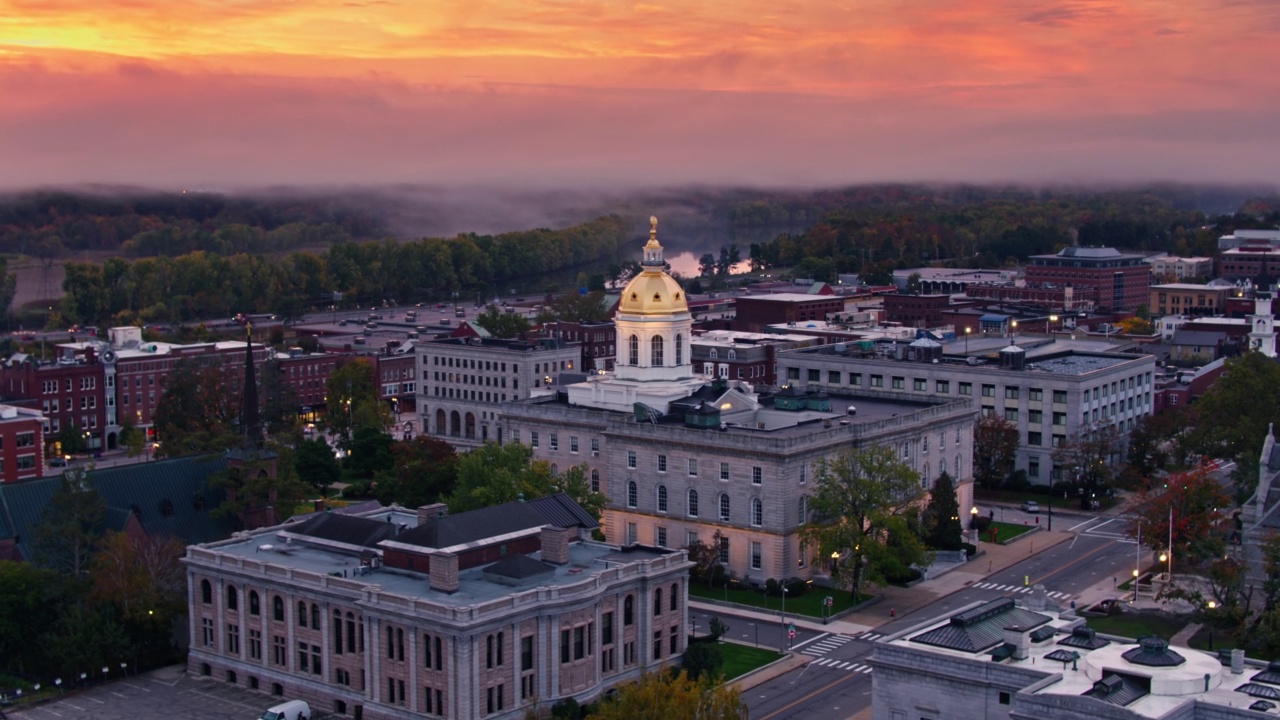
153, 358, 242, 457
474, 303, 532, 338
686, 532, 724, 588
923, 472, 963, 551
1127, 465, 1230, 564
1188, 352, 1280, 500
586, 670, 746, 720
31, 467, 107, 576
551, 463, 609, 525
1052, 425, 1123, 508
537, 291, 612, 324
973, 415, 1019, 490
374, 436, 458, 509
445, 442, 557, 513
324, 358, 387, 446
89, 531, 187, 624
801, 445, 930, 600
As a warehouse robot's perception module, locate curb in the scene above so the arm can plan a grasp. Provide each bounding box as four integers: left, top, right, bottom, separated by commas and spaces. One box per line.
725, 643, 807, 691
999, 525, 1043, 545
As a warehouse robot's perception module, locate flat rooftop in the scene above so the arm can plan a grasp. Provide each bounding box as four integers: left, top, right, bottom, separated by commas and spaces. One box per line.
790, 343, 1148, 377
883, 597, 1269, 718
201, 509, 678, 610
739, 293, 840, 303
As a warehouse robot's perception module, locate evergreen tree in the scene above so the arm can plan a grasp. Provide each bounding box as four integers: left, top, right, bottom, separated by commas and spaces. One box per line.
923, 472, 964, 551
31, 467, 107, 576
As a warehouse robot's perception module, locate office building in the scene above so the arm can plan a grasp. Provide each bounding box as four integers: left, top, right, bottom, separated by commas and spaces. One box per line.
1024, 247, 1151, 312
184, 494, 690, 719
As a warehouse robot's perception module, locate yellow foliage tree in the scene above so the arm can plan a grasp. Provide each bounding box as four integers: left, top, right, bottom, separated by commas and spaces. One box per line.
586, 670, 746, 720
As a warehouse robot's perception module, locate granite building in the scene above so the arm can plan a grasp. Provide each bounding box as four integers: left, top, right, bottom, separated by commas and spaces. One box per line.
184, 494, 690, 719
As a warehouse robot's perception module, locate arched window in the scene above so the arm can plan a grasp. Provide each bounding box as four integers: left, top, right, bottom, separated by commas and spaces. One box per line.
273, 595, 284, 622
627, 481, 637, 508
709, 348, 718, 359
311, 603, 320, 629
249, 591, 260, 616
675, 334, 683, 365
670, 583, 679, 611
651, 335, 664, 366
654, 588, 663, 616
727, 349, 736, 360
628, 335, 639, 366
624, 595, 634, 626
200, 579, 212, 604
657, 485, 668, 513
688, 489, 699, 517
226, 584, 238, 610
298, 600, 308, 627
719, 494, 730, 522
751, 498, 763, 527
590, 469, 600, 493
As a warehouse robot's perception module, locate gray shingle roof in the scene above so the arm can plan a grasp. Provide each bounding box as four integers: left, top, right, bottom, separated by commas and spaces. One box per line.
909, 598, 1051, 653
527, 492, 599, 530
291, 513, 402, 547
395, 492, 597, 549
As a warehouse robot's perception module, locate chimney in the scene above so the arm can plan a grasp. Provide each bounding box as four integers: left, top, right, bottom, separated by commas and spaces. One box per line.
429, 553, 459, 594
1231, 649, 1245, 675
541, 526, 574, 565
1003, 625, 1031, 660
417, 502, 448, 525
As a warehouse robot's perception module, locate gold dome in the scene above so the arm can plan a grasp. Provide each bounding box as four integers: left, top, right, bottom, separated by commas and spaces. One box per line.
618, 216, 689, 316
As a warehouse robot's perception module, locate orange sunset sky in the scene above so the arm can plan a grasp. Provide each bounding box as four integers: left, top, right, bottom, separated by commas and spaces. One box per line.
1, 0, 1276, 189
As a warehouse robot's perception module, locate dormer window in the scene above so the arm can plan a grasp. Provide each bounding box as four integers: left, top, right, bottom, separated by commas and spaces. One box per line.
630, 293, 638, 301
674, 292, 681, 300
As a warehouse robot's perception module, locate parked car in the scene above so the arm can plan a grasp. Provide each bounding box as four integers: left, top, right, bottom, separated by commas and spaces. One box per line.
49, 457, 68, 468
258, 699, 310, 720
1021, 500, 1040, 513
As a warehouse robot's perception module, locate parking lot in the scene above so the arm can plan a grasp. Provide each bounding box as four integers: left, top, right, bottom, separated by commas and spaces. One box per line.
10, 666, 332, 720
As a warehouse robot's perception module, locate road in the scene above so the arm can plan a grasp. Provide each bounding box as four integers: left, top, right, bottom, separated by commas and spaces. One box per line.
708, 505, 1143, 720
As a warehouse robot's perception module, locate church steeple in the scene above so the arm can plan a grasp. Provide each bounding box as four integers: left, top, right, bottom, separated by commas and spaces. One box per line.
241, 323, 261, 448
641, 215, 665, 269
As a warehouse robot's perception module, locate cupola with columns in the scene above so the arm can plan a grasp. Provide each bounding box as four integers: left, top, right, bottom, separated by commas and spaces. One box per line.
613, 216, 694, 382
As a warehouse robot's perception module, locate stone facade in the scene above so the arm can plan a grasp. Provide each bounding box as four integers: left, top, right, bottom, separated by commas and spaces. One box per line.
184, 527, 690, 719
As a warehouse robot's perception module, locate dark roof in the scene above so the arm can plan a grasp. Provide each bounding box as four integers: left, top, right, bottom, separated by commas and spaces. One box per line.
909, 598, 1051, 654
1120, 636, 1185, 667
1059, 626, 1110, 650
0, 455, 232, 561
1250, 700, 1277, 712
1251, 660, 1280, 685
484, 554, 555, 580
1045, 649, 1080, 664
527, 492, 599, 530
288, 500, 384, 523
290, 513, 401, 548
1029, 626, 1056, 643
393, 493, 597, 550
1238, 683, 1280, 700
1084, 672, 1150, 706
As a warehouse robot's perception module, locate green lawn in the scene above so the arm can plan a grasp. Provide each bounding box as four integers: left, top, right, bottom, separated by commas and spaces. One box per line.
688, 582, 865, 619
718, 643, 784, 680
1086, 612, 1189, 641
989, 521, 1036, 543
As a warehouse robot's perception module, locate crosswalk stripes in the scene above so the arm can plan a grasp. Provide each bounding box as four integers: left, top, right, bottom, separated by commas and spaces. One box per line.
810, 657, 874, 673
800, 634, 853, 656
971, 582, 1072, 599
852, 631, 883, 642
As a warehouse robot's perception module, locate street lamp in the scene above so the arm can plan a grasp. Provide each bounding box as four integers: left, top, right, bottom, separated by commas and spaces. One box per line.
1050, 314, 1058, 333
964, 326, 971, 353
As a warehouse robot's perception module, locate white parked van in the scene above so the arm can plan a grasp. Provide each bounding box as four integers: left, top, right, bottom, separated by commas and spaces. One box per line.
259, 699, 310, 720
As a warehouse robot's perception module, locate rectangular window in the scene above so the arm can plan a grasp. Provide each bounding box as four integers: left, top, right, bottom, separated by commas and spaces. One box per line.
851, 373, 862, 386
1053, 390, 1068, 404
574, 627, 585, 660
752, 466, 762, 485
1004, 408, 1018, 422
959, 382, 972, 396
828, 370, 841, 384
202, 618, 214, 647
521, 635, 534, 671
591, 438, 600, 454
657, 454, 667, 473
750, 541, 762, 570
272, 636, 286, 666
1029, 388, 1043, 401
1028, 431, 1042, 446
627, 451, 637, 469
15, 432, 34, 448
570, 436, 579, 454
248, 629, 262, 659
549, 433, 558, 451
1028, 459, 1040, 478
1052, 434, 1066, 447
717, 535, 729, 563
656, 526, 667, 548
787, 367, 799, 381
602, 612, 614, 646
1028, 410, 1043, 423
719, 462, 729, 481
298, 641, 310, 673
870, 374, 883, 388
981, 384, 995, 397
688, 459, 698, 477
935, 380, 949, 393
1005, 387, 1020, 399
1053, 412, 1066, 425
530, 431, 539, 449
891, 376, 905, 390
913, 378, 926, 391
807, 369, 820, 382
560, 629, 571, 664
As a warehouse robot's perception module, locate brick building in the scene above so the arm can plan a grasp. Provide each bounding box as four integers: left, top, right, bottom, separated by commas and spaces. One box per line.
542, 321, 617, 372
732, 293, 846, 332
1024, 247, 1152, 312
0, 404, 46, 483
883, 294, 951, 327
183, 494, 689, 719
1218, 244, 1280, 283
1149, 283, 1228, 318
689, 330, 819, 385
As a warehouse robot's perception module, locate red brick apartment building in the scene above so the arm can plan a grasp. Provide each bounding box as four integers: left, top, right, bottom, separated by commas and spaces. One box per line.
1024, 247, 1151, 312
